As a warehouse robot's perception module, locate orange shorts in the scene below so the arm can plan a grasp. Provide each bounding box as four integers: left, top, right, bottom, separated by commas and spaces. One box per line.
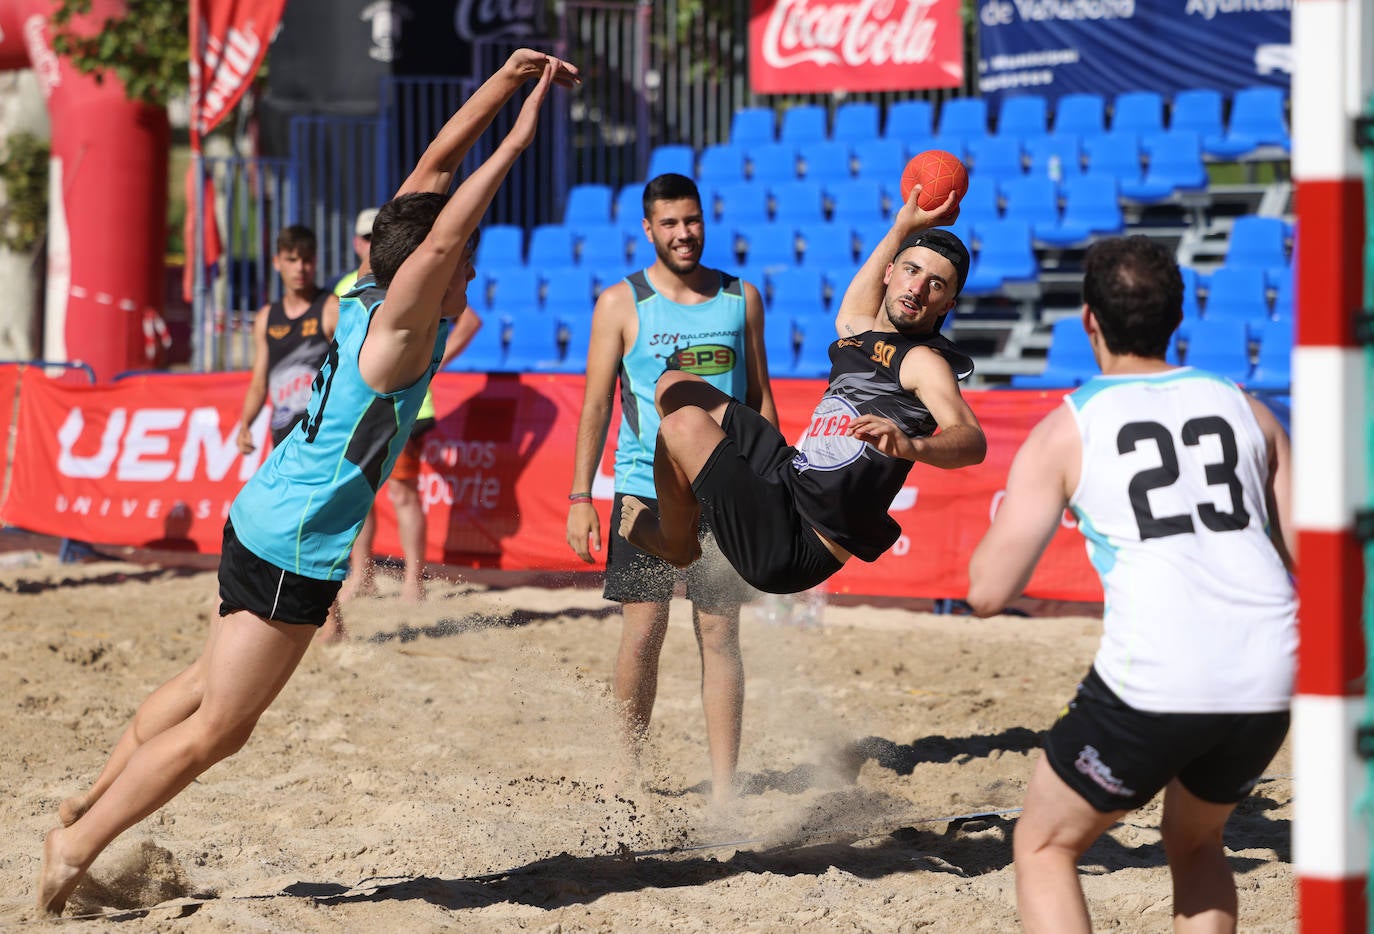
389, 437, 423, 483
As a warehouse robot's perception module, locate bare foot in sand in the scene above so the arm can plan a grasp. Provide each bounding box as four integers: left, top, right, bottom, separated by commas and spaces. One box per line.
316, 611, 348, 644
399, 578, 426, 605
57, 794, 89, 828
619, 495, 700, 568
37, 828, 86, 917
338, 576, 377, 602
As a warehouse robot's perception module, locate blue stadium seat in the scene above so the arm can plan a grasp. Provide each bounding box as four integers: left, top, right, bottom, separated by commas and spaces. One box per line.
963, 219, 1038, 294
646, 144, 695, 180
771, 179, 828, 225
563, 184, 614, 226
764, 310, 799, 371
502, 317, 565, 373
780, 104, 829, 144
799, 222, 858, 269
1170, 88, 1250, 159
823, 264, 861, 307
1248, 316, 1293, 389
544, 306, 592, 374
1054, 94, 1107, 138
701, 228, 738, 270
853, 138, 907, 184
485, 265, 541, 310
798, 140, 855, 184
853, 222, 891, 260
789, 328, 836, 378
1270, 265, 1293, 320
475, 224, 524, 267
959, 177, 1002, 226
526, 224, 577, 268
1010, 317, 1097, 388
937, 97, 989, 143
833, 101, 880, 144
575, 223, 632, 268
711, 181, 772, 227
588, 260, 634, 297
1136, 130, 1209, 198
770, 267, 829, 316
965, 136, 1026, 184
999, 175, 1061, 234
1225, 215, 1289, 276
539, 266, 596, 309
1201, 266, 1270, 322
736, 222, 798, 269
1025, 134, 1083, 180
1082, 132, 1145, 187
1038, 175, 1122, 247
885, 99, 935, 145
826, 178, 887, 225
697, 143, 750, 187
1111, 91, 1165, 137
1180, 266, 1203, 319
1178, 318, 1252, 382
996, 95, 1048, 142
746, 142, 801, 185
731, 107, 776, 146
1223, 86, 1291, 154
445, 312, 510, 373
614, 184, 645, 230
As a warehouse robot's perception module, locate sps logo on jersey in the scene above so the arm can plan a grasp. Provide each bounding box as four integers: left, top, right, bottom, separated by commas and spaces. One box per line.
663, 344, 736, 377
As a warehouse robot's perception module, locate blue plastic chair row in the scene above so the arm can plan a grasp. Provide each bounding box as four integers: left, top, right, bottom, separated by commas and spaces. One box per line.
723, 88, 1288, 169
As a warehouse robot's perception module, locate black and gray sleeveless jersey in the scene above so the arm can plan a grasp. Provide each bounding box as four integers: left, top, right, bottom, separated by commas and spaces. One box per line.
781, 330, 973, 561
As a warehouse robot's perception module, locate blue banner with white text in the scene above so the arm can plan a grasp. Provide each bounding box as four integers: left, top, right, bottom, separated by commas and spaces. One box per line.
976, 0, 1290, 107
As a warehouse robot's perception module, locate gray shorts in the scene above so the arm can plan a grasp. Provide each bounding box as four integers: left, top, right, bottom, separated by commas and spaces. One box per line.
603, 492, 756, 611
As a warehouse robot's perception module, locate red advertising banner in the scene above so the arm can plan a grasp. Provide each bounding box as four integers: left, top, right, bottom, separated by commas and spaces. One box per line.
189, 0, 287, 144
748, 0, 965, 95
0, 365, 20, 516
0, 369, 1100, 601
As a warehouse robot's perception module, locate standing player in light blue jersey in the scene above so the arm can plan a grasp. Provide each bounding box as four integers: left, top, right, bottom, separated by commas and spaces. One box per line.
36, 49, 579, 918
966, 235, 1296, 933
566, 172, 776, 805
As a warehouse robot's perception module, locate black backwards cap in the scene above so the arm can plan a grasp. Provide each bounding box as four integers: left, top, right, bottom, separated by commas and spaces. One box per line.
896, 228, 970, 297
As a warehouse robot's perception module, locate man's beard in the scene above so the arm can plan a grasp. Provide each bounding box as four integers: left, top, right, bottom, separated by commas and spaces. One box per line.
654, 237, 702, 274
884, 296, 932, 336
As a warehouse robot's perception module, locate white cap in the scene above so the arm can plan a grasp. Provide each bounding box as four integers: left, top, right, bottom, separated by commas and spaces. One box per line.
355, 207, 379, 237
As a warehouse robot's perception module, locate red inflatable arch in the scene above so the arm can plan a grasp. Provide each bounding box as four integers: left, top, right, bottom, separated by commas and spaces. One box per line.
0, 0, 168, 381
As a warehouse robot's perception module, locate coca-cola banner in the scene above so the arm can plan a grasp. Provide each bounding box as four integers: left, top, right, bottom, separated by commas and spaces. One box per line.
749, 0, 965, 95
0, 367, 1100, 602
976, 0, 1289, 105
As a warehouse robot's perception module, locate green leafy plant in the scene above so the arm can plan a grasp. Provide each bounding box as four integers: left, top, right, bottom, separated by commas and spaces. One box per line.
50, 0, 189, 107
0, 132, 50, 253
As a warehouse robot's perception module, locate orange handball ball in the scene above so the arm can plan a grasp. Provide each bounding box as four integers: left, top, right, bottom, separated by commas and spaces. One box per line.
900, 149, 970, 211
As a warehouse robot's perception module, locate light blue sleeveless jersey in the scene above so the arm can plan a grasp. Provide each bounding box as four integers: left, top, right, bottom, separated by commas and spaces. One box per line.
230, 277, 451, 580
614, 269, 749, 498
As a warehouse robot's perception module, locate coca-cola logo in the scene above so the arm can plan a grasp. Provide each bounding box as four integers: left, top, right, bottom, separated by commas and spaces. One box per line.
761, 0, 942, 68
453, 0, 538, 41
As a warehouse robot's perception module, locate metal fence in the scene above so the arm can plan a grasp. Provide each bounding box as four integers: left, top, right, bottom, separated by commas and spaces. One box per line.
193, 1, 979, 370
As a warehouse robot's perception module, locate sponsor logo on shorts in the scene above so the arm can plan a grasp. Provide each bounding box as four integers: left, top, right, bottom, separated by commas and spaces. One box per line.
1074, 745, 1135, 798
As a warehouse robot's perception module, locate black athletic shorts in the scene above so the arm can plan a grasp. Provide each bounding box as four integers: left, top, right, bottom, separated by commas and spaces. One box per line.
1043, 667, 1290, 813
217, 520, 341, 627
604, 492, 755, 611
691, 402, 843, 595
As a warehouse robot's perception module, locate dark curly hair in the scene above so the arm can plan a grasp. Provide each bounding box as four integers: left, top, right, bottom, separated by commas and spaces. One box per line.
1082, 235, 1184, 358
641, 173, 702, 219
368, 192, 450, 287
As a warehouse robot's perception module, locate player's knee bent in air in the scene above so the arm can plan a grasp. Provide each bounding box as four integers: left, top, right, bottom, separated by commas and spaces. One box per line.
654, 370, 708, 416
658, 406, 715, 453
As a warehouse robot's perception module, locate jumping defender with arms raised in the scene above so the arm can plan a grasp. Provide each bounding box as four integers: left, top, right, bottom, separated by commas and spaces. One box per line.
37, 50, 577, 917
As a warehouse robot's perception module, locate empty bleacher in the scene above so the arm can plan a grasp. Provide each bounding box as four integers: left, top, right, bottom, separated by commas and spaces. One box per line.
447, 86, 1293, 389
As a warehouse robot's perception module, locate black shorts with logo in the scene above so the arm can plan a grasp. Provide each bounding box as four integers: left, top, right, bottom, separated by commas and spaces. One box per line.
1043, 666, 1290, 813
217, 520, 341, 627
691, 402, 843, 595
604, 492, 755, 612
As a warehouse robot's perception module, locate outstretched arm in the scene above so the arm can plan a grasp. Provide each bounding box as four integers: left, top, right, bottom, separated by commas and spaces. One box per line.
966, 406, 1076, 616
360, 60, 562, 393
357, 50, 579, 279
834, 185, 959, 339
